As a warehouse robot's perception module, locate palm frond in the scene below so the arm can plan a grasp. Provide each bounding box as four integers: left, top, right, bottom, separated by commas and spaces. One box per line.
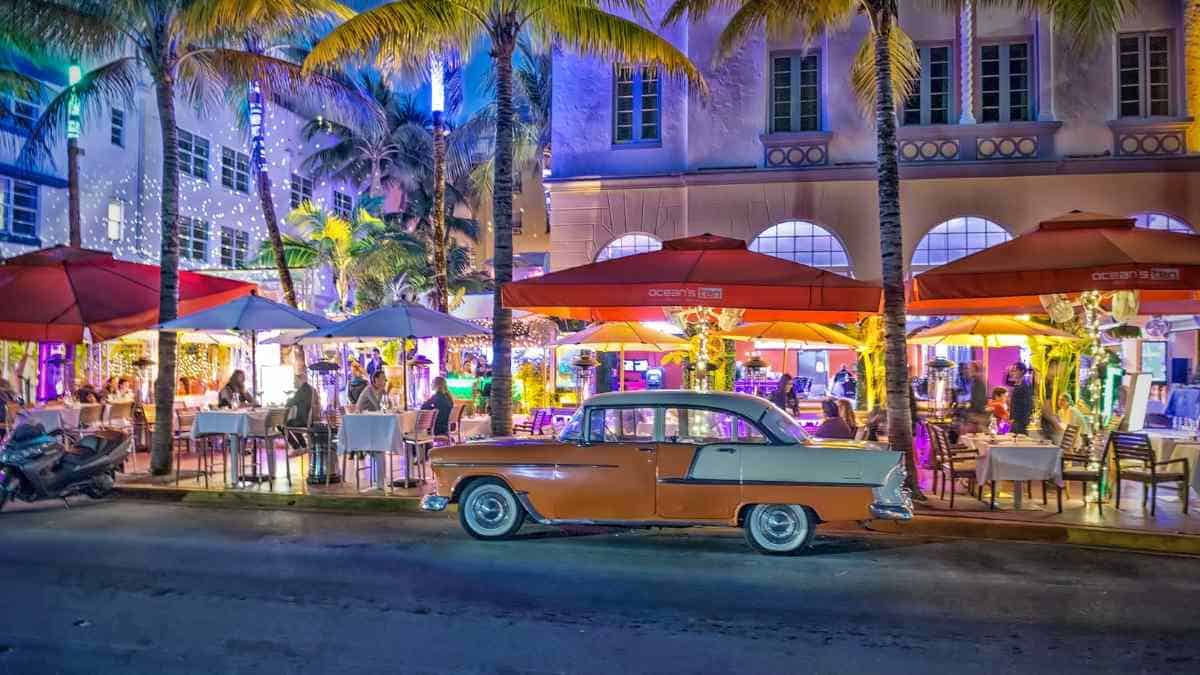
18, 56, 139, 168
255, 236, 320, 267
849, 25, 920, 117
0, 68, 47, 101
534, 2, 709, 97
0, 0, 129, 60
176, 0, 355, 41
303, 1, 475, 76
978, 0, 1135, 49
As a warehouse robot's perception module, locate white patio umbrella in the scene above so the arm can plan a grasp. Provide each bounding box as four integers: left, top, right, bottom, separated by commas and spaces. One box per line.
158, 291, 330, 400
289, 302, 488, 409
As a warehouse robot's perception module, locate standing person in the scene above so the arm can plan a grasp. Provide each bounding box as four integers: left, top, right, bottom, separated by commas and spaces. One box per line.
421, 376, 455, 436
961, 362, 990, 434
218, 370, 256, 408
354, 371, 388, 412
347, 362, 368, 406
366, 348, 385, 378
768, 374, 796, 413
1009, 362, 1034, 435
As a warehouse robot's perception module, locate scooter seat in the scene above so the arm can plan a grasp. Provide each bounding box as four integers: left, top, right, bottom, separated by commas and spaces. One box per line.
75, 430, 126, 457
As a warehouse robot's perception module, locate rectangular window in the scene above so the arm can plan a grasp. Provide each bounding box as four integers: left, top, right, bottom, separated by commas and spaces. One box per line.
290, 173, 314, 209
586, 407, 656, 443
663, 408, 767, 445
179, 216, 209, 262
221, 146, 250, 193
613, 64, 661, 144
903, 46, 952, 126
1, 96, 41, 132
110, 108, 125, 147
769, 52, 821, 133
106, 200, 125, 240
1119, 32, 1172, 118
0, 177, 39, 237
979, 41, 1031, 123
332, 190, 353, 219
177, 129, 210, 180
220, 227, 249, 268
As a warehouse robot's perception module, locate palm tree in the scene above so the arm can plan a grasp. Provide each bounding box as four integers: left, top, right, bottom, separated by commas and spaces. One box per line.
306, 0, 705, 436
665, 0, 1130, 495
4, 0, 363, 474
260, 196, 387, 313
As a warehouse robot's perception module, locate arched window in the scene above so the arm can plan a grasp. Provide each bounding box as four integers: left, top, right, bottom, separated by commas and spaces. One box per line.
911, 216, 1011, 273
1132, 212, 1193, 233
595, 233, 662, 262
749, 221, 851, 272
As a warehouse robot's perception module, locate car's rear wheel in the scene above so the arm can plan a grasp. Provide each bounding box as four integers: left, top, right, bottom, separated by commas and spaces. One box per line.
744, 504, 816, 555
459, 478, 525, 540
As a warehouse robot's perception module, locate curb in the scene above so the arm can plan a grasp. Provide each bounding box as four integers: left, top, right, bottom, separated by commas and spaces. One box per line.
114, 485, 424, 514
867, 514, 1200, 556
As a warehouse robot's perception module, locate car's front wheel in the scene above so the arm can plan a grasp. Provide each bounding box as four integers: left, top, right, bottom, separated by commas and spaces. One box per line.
744, 504, 816, 555
458, 478, 526, 540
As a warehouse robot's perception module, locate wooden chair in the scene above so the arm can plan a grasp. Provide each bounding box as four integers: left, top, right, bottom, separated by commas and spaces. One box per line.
513, 409, 547, 436
1043, 425, 1109, 514
1112, 431, 1189, 515
399, 410, 437, 484
244, 408, 289, 485
929, 424, 979, 508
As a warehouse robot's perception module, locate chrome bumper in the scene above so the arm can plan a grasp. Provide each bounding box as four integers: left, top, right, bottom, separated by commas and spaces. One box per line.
420, 494, 450, 512
869, 502, 914, 520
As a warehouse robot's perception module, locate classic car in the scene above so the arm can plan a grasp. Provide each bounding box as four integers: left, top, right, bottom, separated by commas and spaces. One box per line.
421, 390, 912, 555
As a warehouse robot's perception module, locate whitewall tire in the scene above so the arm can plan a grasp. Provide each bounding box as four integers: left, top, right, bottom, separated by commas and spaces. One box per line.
744, 504, 816, 555
458, 478, 526, 540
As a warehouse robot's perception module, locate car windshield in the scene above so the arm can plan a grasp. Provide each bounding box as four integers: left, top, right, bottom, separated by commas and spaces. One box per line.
760, 406, 810, 444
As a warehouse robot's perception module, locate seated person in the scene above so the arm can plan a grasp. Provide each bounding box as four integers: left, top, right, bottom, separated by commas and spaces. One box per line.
75, 385, 101, 404
283, 372, 320, 449
218, 370, 257, 408
354, 371, 388, 412
814, 399, 854, 439
347, 362, 368, 407
421, 376, 454, 436
988, 387, 1010, 423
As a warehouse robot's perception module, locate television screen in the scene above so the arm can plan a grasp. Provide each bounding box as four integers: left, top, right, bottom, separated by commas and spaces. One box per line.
623, 359, 649, 372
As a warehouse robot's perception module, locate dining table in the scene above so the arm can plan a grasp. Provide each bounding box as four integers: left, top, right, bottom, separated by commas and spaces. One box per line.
963, 433, 1063, 509
21, 404, 102, 433
190, 408, 278, 486
337, 410, 421, 489
1147, 433, 1200, 499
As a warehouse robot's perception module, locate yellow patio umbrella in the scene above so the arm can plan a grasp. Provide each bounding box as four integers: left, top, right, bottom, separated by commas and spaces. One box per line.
719, 321, 860, 375
909, 315, 1077, 381
555, 321, 688, 391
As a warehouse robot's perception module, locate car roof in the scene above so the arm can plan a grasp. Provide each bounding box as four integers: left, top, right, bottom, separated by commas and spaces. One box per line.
583, 389, 775, 419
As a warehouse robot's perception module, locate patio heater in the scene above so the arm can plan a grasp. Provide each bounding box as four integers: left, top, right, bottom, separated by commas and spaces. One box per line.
926, 357, 957, 420
131, 356, 154, 403
408, 354, 432, 408
572, 352, 598, 403
306, 360, 341, 484
743, 353, 768, 396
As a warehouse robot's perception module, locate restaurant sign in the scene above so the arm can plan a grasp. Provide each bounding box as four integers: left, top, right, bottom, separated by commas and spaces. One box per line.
646, 286, 725, 301
1091, 268, 1181, 283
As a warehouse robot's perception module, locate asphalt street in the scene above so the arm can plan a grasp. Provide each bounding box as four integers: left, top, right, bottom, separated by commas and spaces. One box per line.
0, 497, 1197, 674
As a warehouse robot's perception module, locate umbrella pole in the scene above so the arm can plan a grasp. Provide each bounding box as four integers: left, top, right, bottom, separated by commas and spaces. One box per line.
401, 342, 408, 411
250, 331, 258, 404
619, 345, 625, 392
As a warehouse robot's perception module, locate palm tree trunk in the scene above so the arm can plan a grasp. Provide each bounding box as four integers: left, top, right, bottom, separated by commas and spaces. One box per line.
489, 31, 518, 437
67, 138, 81, 247
868, 2, 921, 497
250, 87, 299, 311
1186, 0, 1200, 150
151, 72, 181, 475
432, 110, 449, 371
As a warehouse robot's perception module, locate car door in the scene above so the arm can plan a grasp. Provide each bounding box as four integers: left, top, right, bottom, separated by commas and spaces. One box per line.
547, 406, 657, 521
655, 406, 755, 520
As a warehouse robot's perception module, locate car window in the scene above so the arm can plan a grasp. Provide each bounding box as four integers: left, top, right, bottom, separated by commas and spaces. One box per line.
587, 407, 655, 443
663, 407, 768, 445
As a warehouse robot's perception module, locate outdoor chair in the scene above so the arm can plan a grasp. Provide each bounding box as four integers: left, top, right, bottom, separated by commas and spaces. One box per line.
173, 408, 221, 488
104, 400, 134, 430
929, 424, 980, 508
244, 408, 289, 485
1042, 425, 1108, 514
512, 409, 544, 435
399, 410, 437, 484
1113, 431, 1189, 515
442, 402, 466, 444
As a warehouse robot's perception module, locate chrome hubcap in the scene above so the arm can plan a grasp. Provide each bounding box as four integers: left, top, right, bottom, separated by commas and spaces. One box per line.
468, 488, 513, 532
758, 506, 799, 545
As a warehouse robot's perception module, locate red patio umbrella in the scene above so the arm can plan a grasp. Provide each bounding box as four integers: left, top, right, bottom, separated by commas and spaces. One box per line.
502, 233, 881, 322
0, 245, 256, 342
908, 211, 1200, 315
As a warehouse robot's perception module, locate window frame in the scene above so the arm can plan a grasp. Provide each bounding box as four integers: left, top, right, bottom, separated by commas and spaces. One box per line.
106, 200, 125, 241
768, 50, 823, 133
612, 64, 662, 146
910, 216, 1013, 273
177, 128, 210, 181
221, 146, 251, 193
594, 232, 663, 262
662, 406, 772, 446
332, 190, 353, 219
110, 108, 125, 147
0, 176, 39, 238
179, 216, 210, 263
978, 38, 1034, 124
290, 173, 314, 210
1117, 30, 1175, 119
748, 220, 852, 273
900, 43, 955, 127
584, 406, 659, 444
1, 96, 41, 134
219, 226, 250, 268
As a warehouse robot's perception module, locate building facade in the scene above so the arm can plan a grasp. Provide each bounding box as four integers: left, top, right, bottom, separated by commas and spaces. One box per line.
547, 0, 1200, 280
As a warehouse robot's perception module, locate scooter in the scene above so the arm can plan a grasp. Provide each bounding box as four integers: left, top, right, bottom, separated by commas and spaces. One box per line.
0, 422, 130, 511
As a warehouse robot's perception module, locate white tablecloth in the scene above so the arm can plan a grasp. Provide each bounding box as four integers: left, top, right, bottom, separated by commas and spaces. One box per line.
22, 405, 95, 432
1147, 435, 1200, 497
338, 413, 409, 454
190, 409, 273, 439
964, 435, 1063, 486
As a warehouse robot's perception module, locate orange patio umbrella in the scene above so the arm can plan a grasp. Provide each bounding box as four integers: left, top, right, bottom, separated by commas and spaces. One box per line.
503, 234, 882, 323
555, 321, 688, 391
908, 211, 1200, 315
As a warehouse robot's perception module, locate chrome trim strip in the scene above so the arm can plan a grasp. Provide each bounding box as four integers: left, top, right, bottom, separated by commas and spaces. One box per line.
658, 478, 882, 488
433, 462, 619, 469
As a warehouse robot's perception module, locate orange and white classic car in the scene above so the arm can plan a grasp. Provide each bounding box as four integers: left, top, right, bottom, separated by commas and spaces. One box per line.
421, 390, 912, 555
